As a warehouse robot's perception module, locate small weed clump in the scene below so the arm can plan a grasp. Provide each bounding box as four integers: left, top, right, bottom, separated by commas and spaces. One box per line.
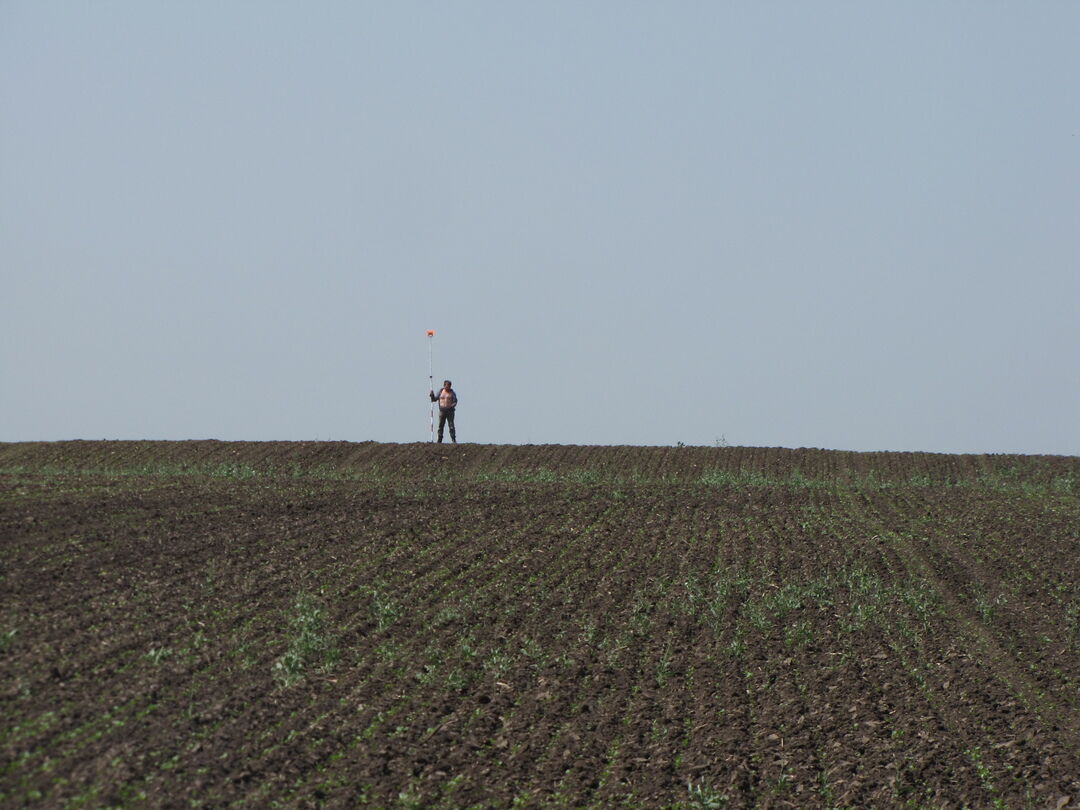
273, 593, 339, 687
686, 779, 728, 809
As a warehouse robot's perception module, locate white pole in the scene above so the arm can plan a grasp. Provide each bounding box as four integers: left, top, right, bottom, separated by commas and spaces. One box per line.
427, 330, 435, 442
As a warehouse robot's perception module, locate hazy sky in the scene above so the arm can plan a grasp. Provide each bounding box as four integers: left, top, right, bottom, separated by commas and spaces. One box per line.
3, 2, 1078, 454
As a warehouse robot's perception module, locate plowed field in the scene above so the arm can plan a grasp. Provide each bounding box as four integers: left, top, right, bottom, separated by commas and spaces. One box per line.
2, 441, 1078, 808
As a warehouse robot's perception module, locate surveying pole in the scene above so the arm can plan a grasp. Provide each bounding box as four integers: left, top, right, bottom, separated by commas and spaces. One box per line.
426, 330, 435, 442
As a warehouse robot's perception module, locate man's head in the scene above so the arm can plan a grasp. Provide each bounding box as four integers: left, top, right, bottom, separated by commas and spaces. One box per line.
443, 380, 452, 389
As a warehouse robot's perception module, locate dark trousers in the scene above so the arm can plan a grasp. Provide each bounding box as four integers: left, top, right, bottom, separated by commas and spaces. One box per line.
438, 408, 456, 442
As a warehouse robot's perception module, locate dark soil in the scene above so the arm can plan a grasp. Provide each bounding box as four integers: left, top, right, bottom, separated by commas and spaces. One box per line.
1, 441, 1078, 808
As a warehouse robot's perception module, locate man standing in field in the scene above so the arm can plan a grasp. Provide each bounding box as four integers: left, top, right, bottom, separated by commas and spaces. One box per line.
429, 380, 458, 443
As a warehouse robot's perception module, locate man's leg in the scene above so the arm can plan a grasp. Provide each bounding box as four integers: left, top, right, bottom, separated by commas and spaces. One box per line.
447, 409, 456, 443
437, 410, 447, 443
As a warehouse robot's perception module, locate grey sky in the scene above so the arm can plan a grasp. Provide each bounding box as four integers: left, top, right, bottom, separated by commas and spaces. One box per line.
3, 2, 1077, 454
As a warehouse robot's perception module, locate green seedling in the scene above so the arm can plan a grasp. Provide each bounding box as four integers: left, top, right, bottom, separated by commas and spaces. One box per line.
272, 593, 339, 687
686, 780, 727, 809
